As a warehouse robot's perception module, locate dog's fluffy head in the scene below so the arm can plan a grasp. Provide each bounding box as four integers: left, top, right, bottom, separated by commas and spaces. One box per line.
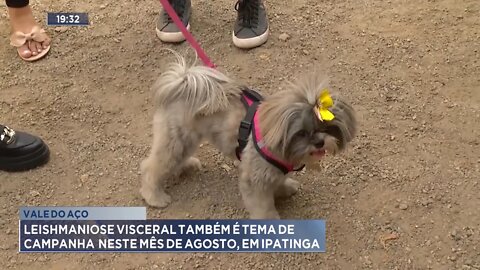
257, 73, 357, 165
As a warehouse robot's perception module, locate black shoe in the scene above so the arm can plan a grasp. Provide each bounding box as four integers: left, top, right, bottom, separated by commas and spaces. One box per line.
156, 0, 192, 43
233, 0, 269, 49
0, 125, 50, 172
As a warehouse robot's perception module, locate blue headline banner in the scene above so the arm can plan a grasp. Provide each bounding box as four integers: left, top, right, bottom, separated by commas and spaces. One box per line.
20, 207, 146, 220
19, 220, 326, 253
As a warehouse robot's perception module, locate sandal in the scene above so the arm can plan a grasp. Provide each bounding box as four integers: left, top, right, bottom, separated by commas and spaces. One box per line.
10, 25, 51, 62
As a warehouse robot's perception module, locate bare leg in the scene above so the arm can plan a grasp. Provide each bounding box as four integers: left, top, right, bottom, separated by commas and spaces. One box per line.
7, 4, 51, 58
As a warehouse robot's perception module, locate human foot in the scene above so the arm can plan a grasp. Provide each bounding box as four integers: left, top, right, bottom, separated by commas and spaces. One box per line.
8, 6, 51, 61
0, 125, 50, 172
233, 0, 269, 49
156, 0, 191, 43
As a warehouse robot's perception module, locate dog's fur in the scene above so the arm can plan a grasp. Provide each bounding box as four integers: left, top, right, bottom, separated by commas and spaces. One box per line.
141, 54, 357, 219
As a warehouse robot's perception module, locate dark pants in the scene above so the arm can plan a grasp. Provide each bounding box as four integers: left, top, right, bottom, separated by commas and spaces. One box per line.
5, 0, 29, 8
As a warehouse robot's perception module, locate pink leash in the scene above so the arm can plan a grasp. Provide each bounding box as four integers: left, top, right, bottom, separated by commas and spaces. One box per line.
158, 0, 216, 68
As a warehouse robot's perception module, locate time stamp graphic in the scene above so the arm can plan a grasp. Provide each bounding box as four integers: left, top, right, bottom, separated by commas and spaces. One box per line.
47, 13, 89, 26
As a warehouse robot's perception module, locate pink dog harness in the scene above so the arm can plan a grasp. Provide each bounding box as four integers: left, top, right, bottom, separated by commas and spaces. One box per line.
235, 89, 305, 174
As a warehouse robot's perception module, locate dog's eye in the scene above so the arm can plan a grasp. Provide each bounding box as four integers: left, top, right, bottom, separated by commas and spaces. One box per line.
296, 130, 309, 137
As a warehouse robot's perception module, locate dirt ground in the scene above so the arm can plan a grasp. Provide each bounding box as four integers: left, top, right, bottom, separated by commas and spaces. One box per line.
1, 0, 479, 269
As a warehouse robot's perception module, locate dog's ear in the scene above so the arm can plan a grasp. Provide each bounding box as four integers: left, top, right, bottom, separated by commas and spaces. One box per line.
257, 92, 309, 156
328, 97, 357, 148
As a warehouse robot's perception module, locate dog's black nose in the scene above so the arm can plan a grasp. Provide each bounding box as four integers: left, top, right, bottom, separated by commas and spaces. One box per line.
314, 139, 324, 148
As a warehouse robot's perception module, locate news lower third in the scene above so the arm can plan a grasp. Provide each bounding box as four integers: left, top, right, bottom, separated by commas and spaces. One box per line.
19, 207, 326, 253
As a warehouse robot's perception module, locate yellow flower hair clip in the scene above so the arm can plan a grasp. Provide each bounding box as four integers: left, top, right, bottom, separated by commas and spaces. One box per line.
314, 89, 335, 122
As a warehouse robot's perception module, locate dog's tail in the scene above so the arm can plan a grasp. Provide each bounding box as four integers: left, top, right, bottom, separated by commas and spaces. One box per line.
153, 52, 238, 116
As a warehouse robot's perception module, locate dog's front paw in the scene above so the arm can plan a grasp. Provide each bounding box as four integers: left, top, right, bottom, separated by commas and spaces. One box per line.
140, 187, 172, 208
250, 210, 280, 220
275, 178, 300, 198
182, 157, 202, 172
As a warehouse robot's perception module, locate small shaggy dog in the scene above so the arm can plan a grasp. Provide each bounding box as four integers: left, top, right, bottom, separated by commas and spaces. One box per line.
141, 54, 357, 219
